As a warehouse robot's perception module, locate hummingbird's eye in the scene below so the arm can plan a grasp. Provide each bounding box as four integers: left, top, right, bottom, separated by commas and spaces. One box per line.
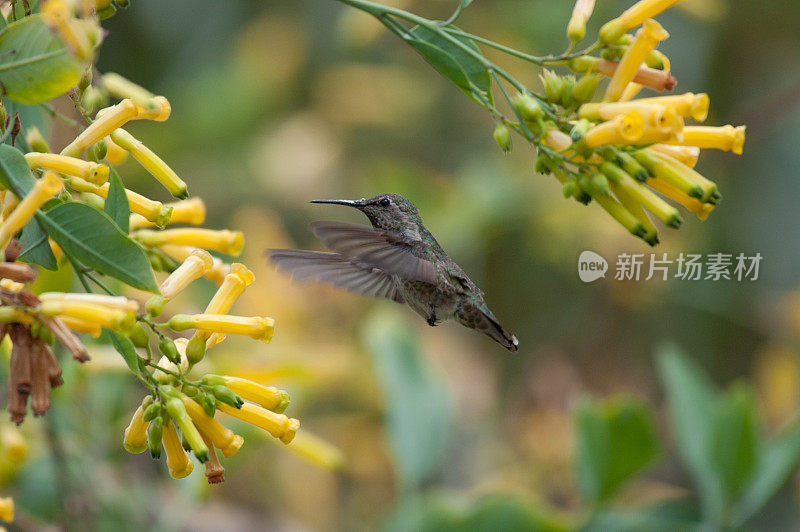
379, 198, 391, 207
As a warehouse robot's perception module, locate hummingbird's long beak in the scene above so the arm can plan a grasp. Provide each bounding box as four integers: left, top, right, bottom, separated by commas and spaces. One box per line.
310, 199, 365, 207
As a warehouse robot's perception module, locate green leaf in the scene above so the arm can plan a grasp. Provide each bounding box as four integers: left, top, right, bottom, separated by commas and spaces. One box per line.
583, 499, 702, 532
466, 494, 568, 532
0, 143, 37, 197
0, 15, 88, 104
108, 330, 142, 376
104, 169, 131, 233
732, 418, 800, 526
712, 385, 759, 499
36, 202, 158, 292
17, 218, 57, 270
363, 310, 452, 488
657, 343, 726, 525
576, 396, 659, 503
408, 25, 492, 104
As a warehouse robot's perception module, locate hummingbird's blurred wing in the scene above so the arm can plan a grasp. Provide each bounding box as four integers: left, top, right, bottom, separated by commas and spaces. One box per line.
267, 249, 404, 302
309, 221, 437, 284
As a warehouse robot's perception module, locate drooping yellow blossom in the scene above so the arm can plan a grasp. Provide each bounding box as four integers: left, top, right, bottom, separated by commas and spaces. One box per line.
543, 129, 572, 151
665, 125, 745, 154
0, 308, 32, 324
38, 292, 140, 313
61, 100, 139, 157
649, 144, 700, 167
162, 421, 193, 479
159, 249, 213, 300
633, 149, 705, 199
135, 228, 244, 256
102, 73, 160, 112
160, 245, 231, 284
57, 316, 102, 337
42, 0, 92, 60
630, 92, 709, 121
109, 129, 188, 199
24, 153, 109, 186
0, 496, 12, 522
212, 375, 289, 413
583, 112, 644, 148
129, 197, 206, 230
165, 313, 274, 343
68, 176, 173, 227
637, 107, 684, 143
646, 176, 714, 220
0, 425, 27, 462
591, 193, 644, 237
181, 396, 244, 457
25, 127, 50, 153
649, 151, 717, 200
567, 0, 595, 42
0, 279, 23, 293
39, 300, 136, 331
104, 136, 129, 165
605, 20, 669, 101
579, 101, 666, 121
123, 404, 149, 454
217, 402, 299, 444
600, 162, 682, 226
133, 96, 171, 122
186, 263, 254, 362
600, 0, 686, 43
285, 430, 345, 472
0, 172, 63, 252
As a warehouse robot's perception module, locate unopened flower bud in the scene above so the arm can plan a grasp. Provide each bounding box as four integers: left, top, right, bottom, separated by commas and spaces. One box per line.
492, 123, 511, 153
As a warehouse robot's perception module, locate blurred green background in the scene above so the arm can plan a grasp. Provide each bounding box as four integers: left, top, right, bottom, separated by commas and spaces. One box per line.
6, 0, 800, 529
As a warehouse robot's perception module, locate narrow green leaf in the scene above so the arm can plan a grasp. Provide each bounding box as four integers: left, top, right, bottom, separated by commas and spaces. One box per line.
0, 15, 88, 104
17, 218, 57, 270
407, 37, 471, 92
733, 418, 800, 526
108, 330, 141, 376
363, 310, 452, 488
657, 343, 726, 524
576, 396, 659, 503
409, 25, 492, 104
36, 202, 159, 292
712, 385, 759, 499
0, 143, 37, 197
104, 169, 131, 233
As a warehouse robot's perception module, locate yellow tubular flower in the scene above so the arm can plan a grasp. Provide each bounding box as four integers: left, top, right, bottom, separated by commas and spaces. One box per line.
1, 425, 27, 462
218, 376, 290, 413
101, 73, 157, 109
0, 308, 32, 324
104, 136, 129, 165
109, 129, 188, 199
665, 125, 745, 154
0, 172, 63, 252
42, 0, 92, 60
285, 430, 345, 471
24, 153, 109, 186
56, 316, 102, 337
600, 0, 686, 43
38, 292, 139, 313
189, 264, 254, 355
160, 245, 231, 284
567, 0, 595, 42
579, 101, 667, 121
583, 112, 644, 148
543, 129, 572, 151
39, 300, 135, 331
181, 396, 243, 456
633, 150, 705, 199
0, 279, 23, 293
632, 93, 709, 121
135, 228, 244, 256
217, 402, 299, 444
68, 177, 173, 227
61, 100, 139, 157
646, 177, 714, 219
591, 192, 644, 237
166, 313, 274, 342
159, 249, 214, 300
605, 20, 669, 102
649, 144, 700, 167
123, 405, 149, 453
604, 165, 681, 226
0, 496, 13, 522
162, 421, 193, 479
129, 197, 206, 230
26, 127, 51, 153
133, 96, 171, 122
637, 108, 684, 143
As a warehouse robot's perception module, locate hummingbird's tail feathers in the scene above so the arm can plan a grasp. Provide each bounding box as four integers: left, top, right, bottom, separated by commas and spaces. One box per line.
267, 249, 404, 302
456, 304, 519, 353
309, 222, 437, 284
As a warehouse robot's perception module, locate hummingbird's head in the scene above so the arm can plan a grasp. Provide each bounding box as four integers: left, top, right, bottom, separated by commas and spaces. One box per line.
311, 193, 422, 232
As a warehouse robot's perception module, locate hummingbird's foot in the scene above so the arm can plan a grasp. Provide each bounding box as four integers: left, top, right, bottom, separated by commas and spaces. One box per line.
426, 313, 438, 327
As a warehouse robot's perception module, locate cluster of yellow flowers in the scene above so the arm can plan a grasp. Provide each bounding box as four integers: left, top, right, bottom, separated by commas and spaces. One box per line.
523, 0, 745, 244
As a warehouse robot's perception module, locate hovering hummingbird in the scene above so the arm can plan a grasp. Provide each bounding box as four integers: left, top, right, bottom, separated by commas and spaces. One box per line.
267, 193, 519, 352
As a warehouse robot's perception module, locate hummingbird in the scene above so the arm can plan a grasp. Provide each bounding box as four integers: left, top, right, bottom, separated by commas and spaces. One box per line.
267, 193, 519, 352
